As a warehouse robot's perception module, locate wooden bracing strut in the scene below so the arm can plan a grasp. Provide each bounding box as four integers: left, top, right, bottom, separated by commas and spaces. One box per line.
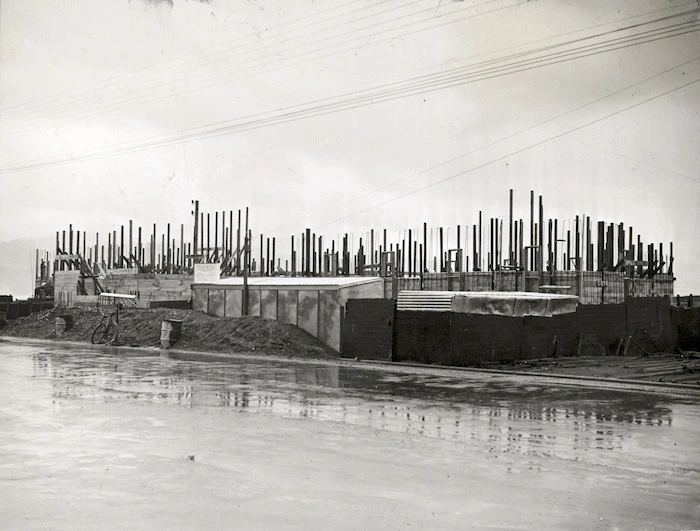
57, 248, 104, 295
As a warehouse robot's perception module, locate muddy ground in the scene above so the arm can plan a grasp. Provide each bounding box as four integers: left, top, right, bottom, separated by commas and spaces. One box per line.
481, 351, 700, 385
0, 306, 336, 360
1, 306, 699, 384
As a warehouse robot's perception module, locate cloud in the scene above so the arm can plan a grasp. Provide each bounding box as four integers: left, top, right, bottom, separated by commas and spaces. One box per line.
131, 0, 212, 9
131, 0, 174, 9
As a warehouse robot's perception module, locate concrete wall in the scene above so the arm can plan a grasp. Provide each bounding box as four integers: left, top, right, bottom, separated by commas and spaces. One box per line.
55, 267, 673, 309
54, 271, 100, 304
277, 290, 297, 326
249, 290, 261, 317
260, 290, 277, 320
0, 301, 53, 319
54, 271, 81, 295
318, 291, 340, 349
208, 289, 225, 317
104, 273, 192, 304
392, 297, 675, 366
672, 307, 700, 350
341, 281, 385, 303
191, 280, 384, 352
418, 272, 523, 292
54, 271, 192, 306
384, 277, 421, 297
340, 299, 395, 360
192, 285, 207, 313
225, 290, 243, 318
385, 271, 674, 304
297, 290, 319, 339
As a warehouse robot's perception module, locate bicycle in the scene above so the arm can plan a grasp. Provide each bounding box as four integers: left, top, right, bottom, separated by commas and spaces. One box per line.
91, 310, 119, 345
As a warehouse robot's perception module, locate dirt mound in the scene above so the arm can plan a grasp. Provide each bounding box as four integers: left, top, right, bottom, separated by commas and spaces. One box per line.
0, 306, 336, 359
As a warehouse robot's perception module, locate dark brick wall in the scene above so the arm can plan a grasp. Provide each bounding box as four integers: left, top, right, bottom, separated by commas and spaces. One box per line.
0, 301, 53, 320
393, 311, 451, 364
523, 312, 579, 359
671, 306, 700, 350
451, 314, 522, 365
341, 299, 395, 361
576, 303, 627, 351
391, 297, 675, 366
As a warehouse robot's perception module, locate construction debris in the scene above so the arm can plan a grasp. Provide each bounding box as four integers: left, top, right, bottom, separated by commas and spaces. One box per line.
495, 352, 700, 385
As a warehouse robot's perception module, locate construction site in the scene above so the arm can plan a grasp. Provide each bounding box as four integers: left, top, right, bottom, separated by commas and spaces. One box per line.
30, 189, 675, 300
3, 1, 700, 529
1, 188, 695, 377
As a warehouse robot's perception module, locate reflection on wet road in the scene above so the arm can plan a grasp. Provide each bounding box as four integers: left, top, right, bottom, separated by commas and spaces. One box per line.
2, 340, 699, 530
30, 346, 680, 463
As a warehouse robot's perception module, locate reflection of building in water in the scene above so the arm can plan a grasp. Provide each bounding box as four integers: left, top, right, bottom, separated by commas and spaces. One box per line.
34, 352, 194, 406
33, 352, 341, 409
33, 351, 674, 461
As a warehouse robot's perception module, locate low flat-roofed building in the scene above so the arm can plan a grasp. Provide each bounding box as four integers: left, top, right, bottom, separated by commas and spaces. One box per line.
191, 276, 385, 351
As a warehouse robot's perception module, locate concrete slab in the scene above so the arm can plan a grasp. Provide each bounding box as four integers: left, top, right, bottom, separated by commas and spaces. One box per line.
319, 290, 341, 351
225, 290, 242, 318
248, 290, 260, 317
192, 287, 207, 313
297, 290, 318, 338
277, 290, 297, 326
201, 276, 384, 289
208, 289, 225, 317
260, 290, 278, 320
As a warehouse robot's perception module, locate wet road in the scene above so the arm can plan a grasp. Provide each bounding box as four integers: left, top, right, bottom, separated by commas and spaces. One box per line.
1, 340, 699, 530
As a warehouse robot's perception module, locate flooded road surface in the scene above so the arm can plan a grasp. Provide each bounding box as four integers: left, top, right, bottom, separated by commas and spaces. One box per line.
1, 341, 699, 530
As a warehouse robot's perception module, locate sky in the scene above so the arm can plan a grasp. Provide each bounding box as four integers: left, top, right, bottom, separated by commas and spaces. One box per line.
0, 0, 699, 297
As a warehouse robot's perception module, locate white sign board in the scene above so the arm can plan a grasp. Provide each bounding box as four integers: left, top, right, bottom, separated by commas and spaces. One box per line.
194, 263, 221, 284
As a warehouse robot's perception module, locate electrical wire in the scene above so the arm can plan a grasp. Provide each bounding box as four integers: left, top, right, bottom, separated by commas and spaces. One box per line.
0, 0, 511, 136
575, 139, 700, 185
2, 18, 697, 174
4, 29, 699, 177
309, 77, 700, 231
258, 56, 700, 236
132, 2, 700, 138
0, 0, 371, 116
0, 0, 462, 127
3, 2, 695, 140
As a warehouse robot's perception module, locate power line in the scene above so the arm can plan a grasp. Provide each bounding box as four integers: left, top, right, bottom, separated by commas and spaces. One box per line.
130, 3, 699, 140
259, 56, 700, 236
4, 1, 696, 142
576, 139, 700, 185
0, 0, 455, 127
4, 31, 699, 177
6, 0, 690, 137
2, 18, 697, 174
0, 0, 370, 115
306, 76, 700, 232
0, 0, 508, 135
2, 1, 692, 137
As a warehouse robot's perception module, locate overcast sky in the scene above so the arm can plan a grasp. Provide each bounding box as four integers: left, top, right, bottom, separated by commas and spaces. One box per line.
1, 0, 699, 294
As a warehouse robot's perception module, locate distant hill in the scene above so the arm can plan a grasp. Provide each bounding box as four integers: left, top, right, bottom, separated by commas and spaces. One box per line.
0, 237, 54, 299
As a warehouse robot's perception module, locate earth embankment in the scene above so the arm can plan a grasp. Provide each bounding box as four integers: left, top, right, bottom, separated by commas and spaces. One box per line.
0, 306, 336, 359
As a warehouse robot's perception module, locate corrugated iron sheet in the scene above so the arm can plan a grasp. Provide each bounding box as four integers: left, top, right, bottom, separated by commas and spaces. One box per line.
396, 291, 453, 312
